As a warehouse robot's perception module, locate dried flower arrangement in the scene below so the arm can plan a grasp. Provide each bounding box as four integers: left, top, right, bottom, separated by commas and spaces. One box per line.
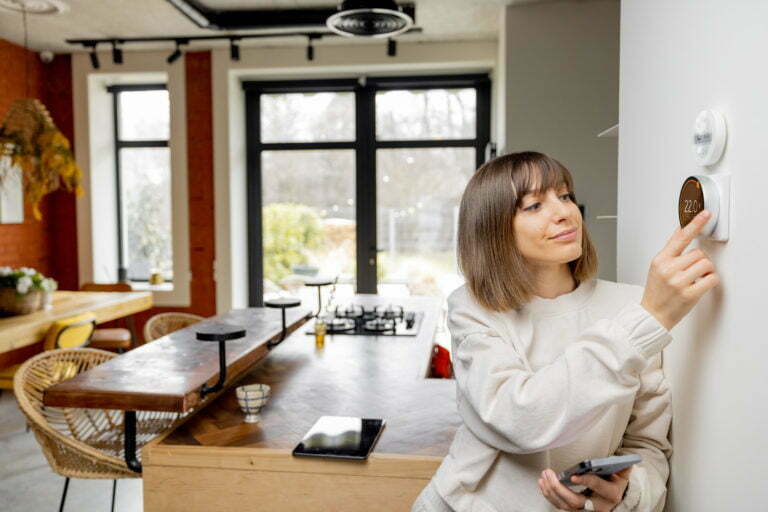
0, 98, 83, 220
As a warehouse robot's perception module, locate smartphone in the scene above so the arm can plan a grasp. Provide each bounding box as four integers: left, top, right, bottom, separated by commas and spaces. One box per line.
557, 454, 641, 487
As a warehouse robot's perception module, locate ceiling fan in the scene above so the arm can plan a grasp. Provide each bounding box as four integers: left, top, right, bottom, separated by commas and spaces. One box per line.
165, 0, 416, 38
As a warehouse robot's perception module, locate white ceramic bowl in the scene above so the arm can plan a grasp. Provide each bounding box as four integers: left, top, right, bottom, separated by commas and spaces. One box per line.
235, 383, 271, 423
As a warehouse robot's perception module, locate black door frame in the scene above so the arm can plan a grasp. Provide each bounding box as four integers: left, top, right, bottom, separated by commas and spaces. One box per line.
243, 74, 490, 306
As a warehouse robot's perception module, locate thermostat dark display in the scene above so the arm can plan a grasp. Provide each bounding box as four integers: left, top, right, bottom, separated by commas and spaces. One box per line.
679, 177, 704, 228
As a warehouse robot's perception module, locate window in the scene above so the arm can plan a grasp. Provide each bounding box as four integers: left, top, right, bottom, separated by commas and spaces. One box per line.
106, 84, 172, 283
244, 75, 490, 306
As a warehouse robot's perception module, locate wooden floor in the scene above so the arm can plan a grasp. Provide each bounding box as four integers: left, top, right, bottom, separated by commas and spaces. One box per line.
0, 391, 143, 512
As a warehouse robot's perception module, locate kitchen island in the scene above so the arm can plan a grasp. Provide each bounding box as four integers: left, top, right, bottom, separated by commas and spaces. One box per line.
142, 295, 460, 512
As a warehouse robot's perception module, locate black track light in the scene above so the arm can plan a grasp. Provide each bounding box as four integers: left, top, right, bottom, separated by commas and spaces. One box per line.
167, 40, 185, 64
230, 38, 240, 61
387, 38, 396, 57
112, 41, 123, 65
89, 46, 100, 69
306, 38, 314, 61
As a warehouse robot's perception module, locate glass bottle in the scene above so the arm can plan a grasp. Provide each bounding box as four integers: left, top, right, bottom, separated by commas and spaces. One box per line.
314, 313, 326, 349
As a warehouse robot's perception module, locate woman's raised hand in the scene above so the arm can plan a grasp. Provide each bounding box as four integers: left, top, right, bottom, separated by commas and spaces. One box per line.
640, 210, 721, 331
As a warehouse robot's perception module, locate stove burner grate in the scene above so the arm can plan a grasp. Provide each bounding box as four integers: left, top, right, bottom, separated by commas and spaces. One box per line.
363, 318, 396, 333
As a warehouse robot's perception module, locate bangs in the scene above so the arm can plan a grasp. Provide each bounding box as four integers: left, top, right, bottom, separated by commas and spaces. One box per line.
512, 156, 574, 208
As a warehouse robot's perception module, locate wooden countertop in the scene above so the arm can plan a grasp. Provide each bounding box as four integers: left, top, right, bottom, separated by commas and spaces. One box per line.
154, 295, 460, 458
0, 290, 152, 353
44, 306, 312, 412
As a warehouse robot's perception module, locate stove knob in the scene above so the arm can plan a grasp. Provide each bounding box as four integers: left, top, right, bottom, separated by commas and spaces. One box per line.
405, 312, 415, 329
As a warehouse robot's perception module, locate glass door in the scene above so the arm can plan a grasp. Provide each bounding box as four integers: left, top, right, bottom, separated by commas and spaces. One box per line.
257, 89, 358, 307
244, 76, 490, 306
374, 86, 480, 300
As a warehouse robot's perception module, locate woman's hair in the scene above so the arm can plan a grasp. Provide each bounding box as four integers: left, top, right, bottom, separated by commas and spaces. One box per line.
457, 151, 598, 312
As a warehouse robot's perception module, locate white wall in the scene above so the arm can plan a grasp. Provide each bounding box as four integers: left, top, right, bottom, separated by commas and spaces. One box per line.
502, 0, 620, 281
619, 1, 768, 509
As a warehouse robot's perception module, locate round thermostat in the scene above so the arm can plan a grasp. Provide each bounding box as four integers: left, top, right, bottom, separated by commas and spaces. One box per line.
693, 110, 727, 166
678, 175, 719, 236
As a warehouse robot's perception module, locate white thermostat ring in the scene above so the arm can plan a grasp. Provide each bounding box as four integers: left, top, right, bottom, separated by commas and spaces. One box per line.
693, 110, 727, 166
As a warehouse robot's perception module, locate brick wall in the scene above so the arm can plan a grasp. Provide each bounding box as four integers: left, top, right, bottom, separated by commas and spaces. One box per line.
0, 40, 51, 275
0, 40, 78, 366
0, 43, 217, 357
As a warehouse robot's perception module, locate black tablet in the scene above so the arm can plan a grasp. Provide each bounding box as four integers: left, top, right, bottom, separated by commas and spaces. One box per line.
292, 416, 386, 460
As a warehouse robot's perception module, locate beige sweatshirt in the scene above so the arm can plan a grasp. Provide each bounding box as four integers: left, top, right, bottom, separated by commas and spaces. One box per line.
431, 278, 673, 512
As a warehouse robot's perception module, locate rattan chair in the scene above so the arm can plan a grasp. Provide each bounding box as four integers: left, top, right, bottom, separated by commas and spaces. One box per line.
0, 312, 96, 392
14, 348, 184, 511
143, 312, 204, 342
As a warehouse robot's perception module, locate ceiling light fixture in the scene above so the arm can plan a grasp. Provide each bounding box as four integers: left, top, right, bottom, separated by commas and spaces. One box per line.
327, 0, 413, 38
166, 39, 186, 64
111, 40, 123, 65
229, 37, 240, 62
387, 38, 396, 57
306, 34, 321, 62
88, 44, 100, 69
0, 0, 68, 15
67, 28, 422, 57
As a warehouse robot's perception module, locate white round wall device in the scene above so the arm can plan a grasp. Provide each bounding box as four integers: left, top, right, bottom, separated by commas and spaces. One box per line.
693, 110, 727, 166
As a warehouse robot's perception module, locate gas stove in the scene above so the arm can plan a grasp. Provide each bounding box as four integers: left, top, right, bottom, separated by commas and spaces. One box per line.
306, 303, 424, 337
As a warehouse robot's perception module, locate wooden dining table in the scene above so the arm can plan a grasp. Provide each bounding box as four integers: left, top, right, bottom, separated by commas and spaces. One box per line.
0, 290, 153, 355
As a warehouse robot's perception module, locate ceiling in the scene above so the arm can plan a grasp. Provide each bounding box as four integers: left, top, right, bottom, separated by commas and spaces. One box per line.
0, 0, 529, 53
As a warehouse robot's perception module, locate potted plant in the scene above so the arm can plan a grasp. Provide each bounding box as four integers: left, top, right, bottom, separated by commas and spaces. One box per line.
0, 266, 57, 316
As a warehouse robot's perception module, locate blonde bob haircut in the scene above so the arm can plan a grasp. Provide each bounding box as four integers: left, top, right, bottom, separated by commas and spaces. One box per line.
457, 151, 598, 312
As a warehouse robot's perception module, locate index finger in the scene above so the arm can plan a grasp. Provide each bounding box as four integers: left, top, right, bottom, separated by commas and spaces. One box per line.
661, 210, 711, 258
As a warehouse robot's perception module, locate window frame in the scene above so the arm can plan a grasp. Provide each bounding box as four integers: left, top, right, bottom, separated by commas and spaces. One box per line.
243, 73, 490, 306
106, 83, 171, 283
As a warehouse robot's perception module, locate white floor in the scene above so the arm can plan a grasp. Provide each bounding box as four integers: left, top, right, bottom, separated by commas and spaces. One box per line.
0, 391, 143, 512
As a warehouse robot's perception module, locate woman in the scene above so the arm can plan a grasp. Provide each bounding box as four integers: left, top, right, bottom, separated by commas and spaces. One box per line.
412, 152, 720, 512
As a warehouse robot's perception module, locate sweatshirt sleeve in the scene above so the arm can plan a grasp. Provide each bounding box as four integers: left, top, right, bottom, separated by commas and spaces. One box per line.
449, 291, 673, 454
613, 352, 673, 512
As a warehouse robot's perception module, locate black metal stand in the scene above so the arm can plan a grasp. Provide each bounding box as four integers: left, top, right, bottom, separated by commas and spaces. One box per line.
124, 410, 141, 473
200, 340, 227, 399
304, 278, 333, 317
58, 477, 70, 512
196, 323, 247, 399
265, 297, 301, 348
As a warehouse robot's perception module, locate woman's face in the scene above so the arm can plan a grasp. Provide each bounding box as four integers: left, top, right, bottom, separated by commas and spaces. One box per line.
512, 182, 583, 269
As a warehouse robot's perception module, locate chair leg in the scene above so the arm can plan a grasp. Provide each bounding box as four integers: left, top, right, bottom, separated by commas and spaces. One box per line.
110, 479, 117, 512
59, 477, 70, 512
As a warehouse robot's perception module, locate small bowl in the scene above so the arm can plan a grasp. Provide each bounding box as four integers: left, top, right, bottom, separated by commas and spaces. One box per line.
236, 383, 271, 423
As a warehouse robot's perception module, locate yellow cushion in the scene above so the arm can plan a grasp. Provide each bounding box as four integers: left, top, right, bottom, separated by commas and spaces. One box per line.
44, 312, 97, 350
0, 364, 20, 390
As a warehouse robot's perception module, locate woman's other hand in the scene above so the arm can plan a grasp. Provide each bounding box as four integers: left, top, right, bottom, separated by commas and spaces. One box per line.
538, 467, 632, 511
641, 209, 721, 331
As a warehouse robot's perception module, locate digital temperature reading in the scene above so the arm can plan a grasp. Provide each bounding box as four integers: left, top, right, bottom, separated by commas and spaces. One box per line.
678, 174, 724, 239
678, 177, 705, 228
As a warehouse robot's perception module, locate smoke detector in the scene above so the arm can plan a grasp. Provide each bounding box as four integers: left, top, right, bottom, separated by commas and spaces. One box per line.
0, 0, 68, 15
326, 0, 413, 38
